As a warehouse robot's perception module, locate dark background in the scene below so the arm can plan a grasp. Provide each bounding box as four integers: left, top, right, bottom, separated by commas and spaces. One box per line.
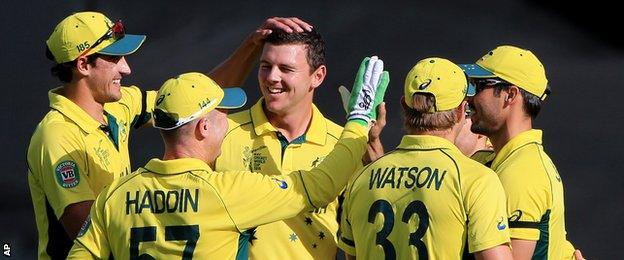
2, 0, 621, 258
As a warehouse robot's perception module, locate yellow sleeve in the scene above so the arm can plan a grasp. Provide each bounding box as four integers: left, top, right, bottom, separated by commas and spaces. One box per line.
220, 121, 368, 231
117, 86, 156, 129
35, 123, 95, 218
464, 169, 510, 253
66, 242, 97, 260
68, 186, 111, 259
337, 185, 356, 256
499, 167, 550, 240
297, 121, 368, 207
212, 170, 309, 231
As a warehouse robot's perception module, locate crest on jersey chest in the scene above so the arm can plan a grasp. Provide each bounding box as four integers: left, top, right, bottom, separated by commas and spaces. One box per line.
242, 145, 268, 171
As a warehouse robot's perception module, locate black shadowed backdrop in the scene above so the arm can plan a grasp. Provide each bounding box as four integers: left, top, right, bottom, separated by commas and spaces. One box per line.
1, 0, 621, 258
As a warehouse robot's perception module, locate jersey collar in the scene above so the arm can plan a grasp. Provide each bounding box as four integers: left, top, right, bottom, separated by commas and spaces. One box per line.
491, 129, 543, 170
250, 99, 329, 145
144, 158, 212, 175
397, 135, 461, 153
48, 87, 101, 134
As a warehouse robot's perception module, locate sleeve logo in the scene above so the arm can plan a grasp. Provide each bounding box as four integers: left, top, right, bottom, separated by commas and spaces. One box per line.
55, 160, 80, 188
497, 216, 507, 231
77, 214, 91, 237
271, 177, 288, 189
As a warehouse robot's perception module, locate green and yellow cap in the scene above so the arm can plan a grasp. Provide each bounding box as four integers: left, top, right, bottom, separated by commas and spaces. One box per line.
153, 72, 247, 130
460, 45, 549, 100
404, 57, 475, 112
46, 11, 146, 63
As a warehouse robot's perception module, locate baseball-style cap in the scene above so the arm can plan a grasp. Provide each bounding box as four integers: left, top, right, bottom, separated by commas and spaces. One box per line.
404, 57, 475, 112
46, 11, 146, 63
459, 45, 549, 100
153, 72, 247, 130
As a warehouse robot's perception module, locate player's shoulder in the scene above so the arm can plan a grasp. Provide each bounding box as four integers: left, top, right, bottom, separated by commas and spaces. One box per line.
452, 150, 498, 178
323, 117, 343, 138
31, 112, 83, 145
500, 143, 550, 175
226, 109, 253, 131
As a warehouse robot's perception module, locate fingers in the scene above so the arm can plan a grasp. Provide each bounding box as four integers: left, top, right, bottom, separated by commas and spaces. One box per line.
370, 58, 384, 88
375, 102, 387, 127
363, 56, 379, 86
574, 249, 585, 260
338, 85, 351, 113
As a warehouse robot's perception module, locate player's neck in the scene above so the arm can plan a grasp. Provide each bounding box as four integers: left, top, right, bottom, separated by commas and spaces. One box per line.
490, 114, 532, 153
163, 141, 214, 167
265, 105, 313, 142
61, 82, 106, 124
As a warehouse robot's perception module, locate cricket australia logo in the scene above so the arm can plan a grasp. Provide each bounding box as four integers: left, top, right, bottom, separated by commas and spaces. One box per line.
94, 140, 111, 170
242, 146, 268, 171
118, 120, 128, 141
55, 160, 80, 188
311, 156, 326, 168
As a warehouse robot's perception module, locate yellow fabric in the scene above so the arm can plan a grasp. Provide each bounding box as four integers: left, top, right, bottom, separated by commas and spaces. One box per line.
471, 149, 495, 166
338, 135, 510, 259
491, 129, 575, 259
215, 100, 347, 260
476, 45, 548, 100
27, 86, 155, 260
46, 12, 118, 63
404, 57, 469, 111
154, 72, 224, 125
68, 121, 368, 259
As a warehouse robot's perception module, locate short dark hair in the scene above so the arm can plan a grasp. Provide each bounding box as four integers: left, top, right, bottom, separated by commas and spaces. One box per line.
46, 46, 99, 83
264, 29, 325, 72
492, 80, 542, 119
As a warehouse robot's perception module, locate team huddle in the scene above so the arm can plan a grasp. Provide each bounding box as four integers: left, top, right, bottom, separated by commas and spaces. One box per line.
27, 11, 581, 259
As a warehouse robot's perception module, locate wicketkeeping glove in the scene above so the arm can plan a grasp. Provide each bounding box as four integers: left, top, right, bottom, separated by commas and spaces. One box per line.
341, 56, 389, 126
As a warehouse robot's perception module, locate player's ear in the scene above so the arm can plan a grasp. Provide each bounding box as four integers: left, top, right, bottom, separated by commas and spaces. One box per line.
196, 117, 210, 140
505, 85, 521, 105
75, 56, 91, 76
455, 101, 467, 123
310, 64, 326, 90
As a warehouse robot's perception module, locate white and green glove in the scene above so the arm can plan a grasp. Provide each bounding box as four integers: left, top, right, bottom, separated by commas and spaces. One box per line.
340, 56, 389, 126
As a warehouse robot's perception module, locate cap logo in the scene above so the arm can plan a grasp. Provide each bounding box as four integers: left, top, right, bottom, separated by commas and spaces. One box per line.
419, 79, 432, 90
199, 98, 215, 109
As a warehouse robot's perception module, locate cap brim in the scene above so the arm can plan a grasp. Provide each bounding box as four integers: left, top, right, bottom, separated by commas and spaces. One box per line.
466, 82, 476, 97
218, 87, 247, 109
98, 34, 146, 56
459, 64, 495, 78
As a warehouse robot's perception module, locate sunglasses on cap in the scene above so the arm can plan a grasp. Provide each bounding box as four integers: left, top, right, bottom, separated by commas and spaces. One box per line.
79, 20, 125, 57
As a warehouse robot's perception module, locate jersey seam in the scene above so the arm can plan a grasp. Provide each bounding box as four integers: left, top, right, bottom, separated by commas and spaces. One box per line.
438, 149, 465, 220
189, 170, 243, 232
297, 170, 317, 208
534, 143, 556, 207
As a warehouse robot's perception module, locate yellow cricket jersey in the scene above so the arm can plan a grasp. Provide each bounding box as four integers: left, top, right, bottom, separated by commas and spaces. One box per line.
27, 86, 155, 260
215, 100, 345, 260
338, 135, 510, 259
68, 121, 368, 259
491, 129, 575, 259
471, 149, 495, 166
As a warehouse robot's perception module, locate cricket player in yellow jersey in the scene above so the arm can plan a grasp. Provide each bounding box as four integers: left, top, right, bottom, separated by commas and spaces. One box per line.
338, 58, 512, 259
461, 45, 578, 259
27, 12, 157, 259
213, 19, 385, 259
68, 55, 389, 259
